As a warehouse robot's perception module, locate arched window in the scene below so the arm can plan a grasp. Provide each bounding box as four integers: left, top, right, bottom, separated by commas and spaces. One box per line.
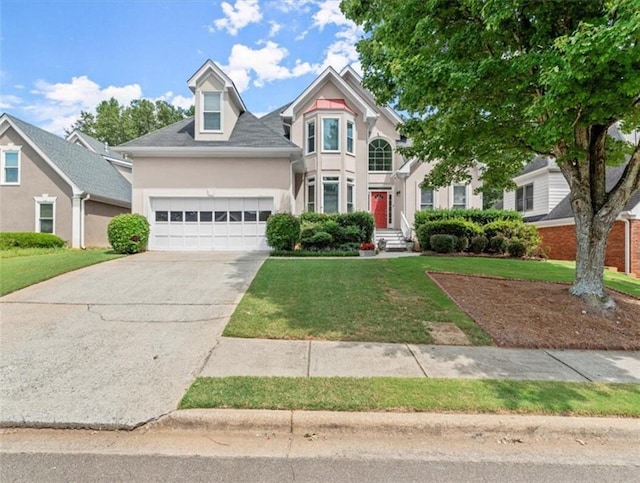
368, 139, 392, 171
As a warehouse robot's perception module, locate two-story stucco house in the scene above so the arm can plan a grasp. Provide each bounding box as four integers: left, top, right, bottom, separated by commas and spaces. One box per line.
0, 113, 131, 247
115, 60, 482, 251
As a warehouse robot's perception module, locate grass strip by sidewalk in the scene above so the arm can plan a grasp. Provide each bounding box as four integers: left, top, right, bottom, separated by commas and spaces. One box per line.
180, 377, 640, 417
0, 248, 123, 296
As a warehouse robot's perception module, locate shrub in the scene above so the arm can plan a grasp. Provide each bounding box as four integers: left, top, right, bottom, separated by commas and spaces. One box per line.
266, 213, 301, 250
0, 232, 66, 249
469, 235, 489, 254
299, 212, 334, 224
507, 240, 527, 258
107, 213, 150, 254
416, 218, 483, 250
415, 208, 521, 229
430, 234, 457, 254
456, 236, 469, 252
483, 220, 541, 255
308, 231, 333, 250
270, 249, 358, 257
489, 235, 508, 254
337, 211, 374, 242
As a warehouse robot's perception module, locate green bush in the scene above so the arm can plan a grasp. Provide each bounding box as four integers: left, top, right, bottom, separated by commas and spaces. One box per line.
300, 227, 333, 250
0, 232, 66, 249
483, 220, 541, 255
299, 212, 335, 224
489, 235, 508, 254
416, 218, 483, 250
309, 231, 333, 250
430, 234, 457, 254
456, 236, 469, 252
415, 208, 521, 229
107, 213, 150, 254
266, 213, 301, 250
469, 235, 489, 254
336, 211, 374, 242
270, 249, 358, 257
507, 240, 527, 258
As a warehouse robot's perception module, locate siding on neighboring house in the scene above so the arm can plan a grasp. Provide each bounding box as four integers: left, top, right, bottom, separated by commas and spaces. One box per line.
0, 126, 74, 242
547, 172, 570, 211
538, 220, 640, 276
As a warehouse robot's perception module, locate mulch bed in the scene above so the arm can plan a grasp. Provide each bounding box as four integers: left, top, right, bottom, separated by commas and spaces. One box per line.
428, 272, 640, 350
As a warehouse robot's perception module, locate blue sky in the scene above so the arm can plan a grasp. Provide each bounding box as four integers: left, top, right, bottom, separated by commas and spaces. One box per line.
1, 0, 363, 134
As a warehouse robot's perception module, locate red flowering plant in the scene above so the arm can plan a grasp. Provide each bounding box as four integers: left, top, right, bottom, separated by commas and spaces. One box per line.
359, 242, 376, 250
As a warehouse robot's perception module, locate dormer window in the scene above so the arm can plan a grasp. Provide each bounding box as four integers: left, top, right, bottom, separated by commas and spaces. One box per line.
202, 92, 222, 131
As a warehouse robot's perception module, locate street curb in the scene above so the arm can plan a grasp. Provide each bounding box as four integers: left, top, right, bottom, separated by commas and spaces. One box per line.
149, 409, 640, 442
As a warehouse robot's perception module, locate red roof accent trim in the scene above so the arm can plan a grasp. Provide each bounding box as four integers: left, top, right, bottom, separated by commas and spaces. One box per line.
304, 98, 355, 114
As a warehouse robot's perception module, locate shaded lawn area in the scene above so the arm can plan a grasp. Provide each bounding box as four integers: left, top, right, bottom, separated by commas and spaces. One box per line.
0, 248, 123, 296
223, 258, 489, 345
180, 377, 640, 417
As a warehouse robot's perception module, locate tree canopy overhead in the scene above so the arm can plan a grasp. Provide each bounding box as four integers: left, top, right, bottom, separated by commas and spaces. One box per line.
342, 0, 640, 306
66, 98, 194, 146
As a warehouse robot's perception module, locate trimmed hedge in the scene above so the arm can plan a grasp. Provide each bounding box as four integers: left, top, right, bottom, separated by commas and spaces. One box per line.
415, 208, 521, 229
0, 232, 66, 249
416, 218, 483, 250
270, 249, 358, 257
469, 235, 489, 254
430, 234, 457, 254
266, 213, 301, 250
107, 213, 150, 254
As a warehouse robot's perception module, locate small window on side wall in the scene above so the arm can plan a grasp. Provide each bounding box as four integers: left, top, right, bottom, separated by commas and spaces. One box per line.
1, 148, 21, 185
306, 121, 316, 154
34, 196, 56, 234
452, 185, 467, 209
420, 188, 434, 210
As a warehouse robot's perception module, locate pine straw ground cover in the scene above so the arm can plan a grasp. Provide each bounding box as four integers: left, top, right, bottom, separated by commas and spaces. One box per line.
428, 272, 640, 350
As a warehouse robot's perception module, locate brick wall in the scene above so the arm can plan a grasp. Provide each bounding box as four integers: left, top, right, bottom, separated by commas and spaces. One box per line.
538, 220, 640, 276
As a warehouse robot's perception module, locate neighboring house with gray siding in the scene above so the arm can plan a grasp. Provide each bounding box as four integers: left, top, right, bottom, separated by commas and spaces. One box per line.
0, 113, 131, 247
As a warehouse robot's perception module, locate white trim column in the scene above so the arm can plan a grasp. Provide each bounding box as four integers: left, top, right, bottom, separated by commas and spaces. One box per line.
71, 194, 82, 248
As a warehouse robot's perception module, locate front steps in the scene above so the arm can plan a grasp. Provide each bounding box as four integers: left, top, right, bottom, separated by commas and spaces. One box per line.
375, 229, 409, 252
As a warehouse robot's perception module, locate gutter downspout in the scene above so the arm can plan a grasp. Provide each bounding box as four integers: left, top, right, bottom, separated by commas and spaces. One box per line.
622, 213, 631, 275
290, 159, 296, 215
80, 194, 90, 249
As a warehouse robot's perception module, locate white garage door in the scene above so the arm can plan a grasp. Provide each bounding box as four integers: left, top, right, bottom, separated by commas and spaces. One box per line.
150, 197, 273, 251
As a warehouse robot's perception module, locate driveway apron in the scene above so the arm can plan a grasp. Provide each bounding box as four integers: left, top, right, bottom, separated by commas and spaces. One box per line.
0, 251, 266, 429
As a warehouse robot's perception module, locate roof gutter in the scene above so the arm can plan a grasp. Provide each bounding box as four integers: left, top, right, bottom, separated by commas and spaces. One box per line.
112, 146, 302, 158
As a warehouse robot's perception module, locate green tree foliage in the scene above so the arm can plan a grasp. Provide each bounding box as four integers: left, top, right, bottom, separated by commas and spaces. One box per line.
66, 98, 193, 146
342, 0, 640, 306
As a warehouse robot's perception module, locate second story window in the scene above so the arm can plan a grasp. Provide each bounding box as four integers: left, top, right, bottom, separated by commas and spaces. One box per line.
346, 121, 354, 155
202, 92, 222, 131
516, 183, 534, 212
306, 121, 316, 154
368, 139, 392, 171
1, 147, 21, 185
322, 118, 339, 152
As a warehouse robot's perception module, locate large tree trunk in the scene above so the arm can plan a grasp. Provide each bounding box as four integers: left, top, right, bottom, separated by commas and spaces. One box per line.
556, 124, 640, 310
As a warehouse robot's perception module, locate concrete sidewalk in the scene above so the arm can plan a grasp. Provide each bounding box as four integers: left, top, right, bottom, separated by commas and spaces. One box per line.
202, 337, 640, 383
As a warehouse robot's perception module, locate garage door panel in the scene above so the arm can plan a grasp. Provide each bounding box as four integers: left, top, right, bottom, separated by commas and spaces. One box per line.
150, 197, 273, 251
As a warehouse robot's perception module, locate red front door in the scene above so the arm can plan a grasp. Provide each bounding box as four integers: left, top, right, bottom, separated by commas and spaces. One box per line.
371, 191, 388, 229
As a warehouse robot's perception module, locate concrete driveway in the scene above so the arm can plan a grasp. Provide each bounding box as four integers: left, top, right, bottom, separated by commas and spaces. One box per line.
0, 251, 267, 429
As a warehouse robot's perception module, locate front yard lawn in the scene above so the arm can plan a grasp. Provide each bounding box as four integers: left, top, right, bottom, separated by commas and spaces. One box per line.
180, 377, 640, 417
223, 257, 639, 345
0, 248, 123, 296
223, 258, 489, 345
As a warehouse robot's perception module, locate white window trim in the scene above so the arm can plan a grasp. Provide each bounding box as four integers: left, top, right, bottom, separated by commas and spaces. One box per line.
516, 183, 534, 212
347, 177, 355, 212
305, 120, 316, 154
419, 186, 436, 211
322, 175, 340, 213
451, 184, 469, 209
368, 138, 393, 172
1, 145, 22, 185
306, 176, 316, 212
321, 117, 340, 153
201, 91, 223, 133
34, 194, 57, 234
346, 120, 355, 156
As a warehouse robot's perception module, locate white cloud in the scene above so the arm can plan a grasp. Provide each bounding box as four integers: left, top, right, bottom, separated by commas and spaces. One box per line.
268, 20, 281, 37
25, 76, 143, 134
0, 94, 23, 109
319, 24, 362, 72
211, 0, 262, 36
155, 91, 194, 110
272, 0, 314, 14
223, 41, 317, 91
312, 0, 351, 30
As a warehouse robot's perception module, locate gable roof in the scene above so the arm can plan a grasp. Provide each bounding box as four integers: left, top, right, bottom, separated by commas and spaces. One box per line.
260, 103, 292, 138
1, 113, 131, 206
66, 130, 131, 165
117, 112, 300, 151
187, 59, 246, 113
543, 162, 640, 221
517, 156, 552, 177
282, 66, 379, 122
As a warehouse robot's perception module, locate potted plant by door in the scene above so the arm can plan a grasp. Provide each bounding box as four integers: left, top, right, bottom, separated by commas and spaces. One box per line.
359, 242, 377, 257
